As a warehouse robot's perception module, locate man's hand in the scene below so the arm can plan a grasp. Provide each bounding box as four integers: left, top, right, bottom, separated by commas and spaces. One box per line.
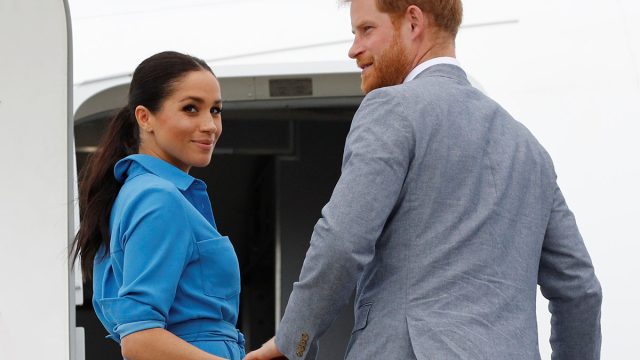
243, 337, 286, 360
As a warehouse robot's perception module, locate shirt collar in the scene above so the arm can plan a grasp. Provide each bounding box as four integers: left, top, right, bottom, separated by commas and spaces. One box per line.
403, 57, 461, 83
114, 154, 197, 191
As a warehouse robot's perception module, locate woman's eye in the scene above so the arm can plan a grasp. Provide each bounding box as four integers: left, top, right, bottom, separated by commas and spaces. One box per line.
210, 106, 222, 115
183, 104, 197, 113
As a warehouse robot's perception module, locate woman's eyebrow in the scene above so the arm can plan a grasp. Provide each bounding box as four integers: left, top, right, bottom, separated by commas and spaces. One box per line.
179, 96, 222, 105
179, 96, 205, 103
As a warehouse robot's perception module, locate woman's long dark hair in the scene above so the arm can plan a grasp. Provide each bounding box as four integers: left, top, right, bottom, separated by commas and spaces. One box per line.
72, 51, 214, 280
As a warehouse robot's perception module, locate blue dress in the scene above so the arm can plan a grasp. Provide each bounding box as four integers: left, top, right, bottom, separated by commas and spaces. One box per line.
93, 154, 245, 359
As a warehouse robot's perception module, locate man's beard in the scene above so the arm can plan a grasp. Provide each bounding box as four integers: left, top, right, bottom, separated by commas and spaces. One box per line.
359, 32, 412, 94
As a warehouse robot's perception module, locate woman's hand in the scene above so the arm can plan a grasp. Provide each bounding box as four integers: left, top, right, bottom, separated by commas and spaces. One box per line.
243, 337, 286, 360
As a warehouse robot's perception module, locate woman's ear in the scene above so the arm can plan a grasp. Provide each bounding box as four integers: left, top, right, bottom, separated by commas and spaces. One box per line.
134, 105, 153, 133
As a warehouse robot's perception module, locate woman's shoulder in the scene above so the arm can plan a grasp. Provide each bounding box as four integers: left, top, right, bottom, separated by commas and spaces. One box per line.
117, 172, 186, 210
125, 171, 176, 190
111, 172, 195, 251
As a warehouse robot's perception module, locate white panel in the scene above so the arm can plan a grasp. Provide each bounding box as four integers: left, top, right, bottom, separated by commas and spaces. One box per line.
76, 327, 86, 360
0, 1, 72, 359
74, 151, 84, 306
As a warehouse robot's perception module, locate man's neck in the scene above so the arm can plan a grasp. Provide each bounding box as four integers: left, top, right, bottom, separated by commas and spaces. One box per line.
412, 41, 456, 71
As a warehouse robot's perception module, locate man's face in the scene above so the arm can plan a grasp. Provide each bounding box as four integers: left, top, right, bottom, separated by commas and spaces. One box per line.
348, 0, 413, 94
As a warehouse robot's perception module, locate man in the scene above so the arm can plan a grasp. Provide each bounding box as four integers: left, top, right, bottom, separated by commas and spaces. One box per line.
245, 0, 602, 359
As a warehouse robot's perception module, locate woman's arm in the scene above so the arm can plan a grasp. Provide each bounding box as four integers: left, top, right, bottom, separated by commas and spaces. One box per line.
121, 328, 227, 360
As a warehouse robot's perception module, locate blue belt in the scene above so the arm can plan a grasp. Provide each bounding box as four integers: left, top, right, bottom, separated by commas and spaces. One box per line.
169, 318, 245, 349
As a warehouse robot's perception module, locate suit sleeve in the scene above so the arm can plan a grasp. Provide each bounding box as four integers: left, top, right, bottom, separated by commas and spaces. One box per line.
275, 88, 415, 359
538, 180, 602, 360
97, 187, 194, 341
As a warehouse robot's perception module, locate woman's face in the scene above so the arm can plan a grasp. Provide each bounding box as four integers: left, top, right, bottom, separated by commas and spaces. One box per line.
136, 70, 222, 172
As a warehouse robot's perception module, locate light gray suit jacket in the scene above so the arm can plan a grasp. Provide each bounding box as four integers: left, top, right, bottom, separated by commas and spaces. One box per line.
275, 64, 602, 360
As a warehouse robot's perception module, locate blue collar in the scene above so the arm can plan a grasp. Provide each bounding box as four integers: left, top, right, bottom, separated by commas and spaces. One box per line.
114, 154, 198, 191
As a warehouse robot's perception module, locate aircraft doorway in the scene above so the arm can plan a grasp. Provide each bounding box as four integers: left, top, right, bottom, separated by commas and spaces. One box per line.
74, 94, 363, 359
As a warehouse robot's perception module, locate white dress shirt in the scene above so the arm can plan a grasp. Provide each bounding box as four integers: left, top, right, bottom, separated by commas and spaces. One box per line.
403, 57, 461, 83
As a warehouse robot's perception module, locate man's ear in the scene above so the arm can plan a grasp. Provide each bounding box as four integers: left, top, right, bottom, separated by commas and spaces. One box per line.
134, 105, 153, 133
405, 5, 426, 39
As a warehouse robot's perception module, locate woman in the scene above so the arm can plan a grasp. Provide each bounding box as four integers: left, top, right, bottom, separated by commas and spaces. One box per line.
72, 51, 244, 360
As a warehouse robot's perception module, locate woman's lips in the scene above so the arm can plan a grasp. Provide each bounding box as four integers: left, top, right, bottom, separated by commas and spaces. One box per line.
192, 139, 214, 150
